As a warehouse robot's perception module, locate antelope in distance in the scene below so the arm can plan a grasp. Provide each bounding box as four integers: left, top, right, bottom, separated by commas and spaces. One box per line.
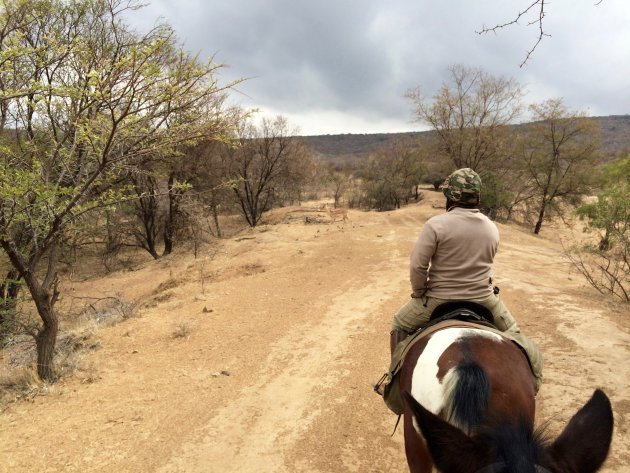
325, 204, 349, 224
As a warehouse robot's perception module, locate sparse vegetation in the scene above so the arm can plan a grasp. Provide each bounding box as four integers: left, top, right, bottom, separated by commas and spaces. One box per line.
570, 154, 630, 302
171, 322, 194, 339
0, 366, 43, 403
358, 138, 426, 211
0, 292, 137, 400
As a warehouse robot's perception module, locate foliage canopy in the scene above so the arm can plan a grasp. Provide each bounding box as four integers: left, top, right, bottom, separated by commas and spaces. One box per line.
0, 0, 241, 380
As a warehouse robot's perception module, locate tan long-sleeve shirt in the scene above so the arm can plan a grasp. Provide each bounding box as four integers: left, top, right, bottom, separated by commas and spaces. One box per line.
410, 207, 499, 299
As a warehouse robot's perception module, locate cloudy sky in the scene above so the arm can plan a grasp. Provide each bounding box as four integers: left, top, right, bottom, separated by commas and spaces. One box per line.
126, 0, 630, 136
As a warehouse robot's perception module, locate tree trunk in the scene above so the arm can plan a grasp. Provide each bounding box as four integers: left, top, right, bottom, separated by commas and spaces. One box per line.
145, 239, 160, 260
35, 302, 58, 382
599, 228, 611, 251
163, 173, 176, 256
132, 174, 161, 259
534, 203, 546, 234
211, 198, 222, 239
0, 269, 21, 333
163, 220, 173, 256
23, 244, 60, 382
105, 209, 117, 254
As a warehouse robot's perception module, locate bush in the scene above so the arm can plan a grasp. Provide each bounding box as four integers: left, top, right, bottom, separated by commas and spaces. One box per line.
569, 155, 630, 302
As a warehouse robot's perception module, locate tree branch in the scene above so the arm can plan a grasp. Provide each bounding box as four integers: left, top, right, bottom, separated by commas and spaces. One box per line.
476, 0, 551, 67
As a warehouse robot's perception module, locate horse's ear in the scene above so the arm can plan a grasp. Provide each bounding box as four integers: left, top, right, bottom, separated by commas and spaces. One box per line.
402, 391, 488, 473
544, 389, 613, 473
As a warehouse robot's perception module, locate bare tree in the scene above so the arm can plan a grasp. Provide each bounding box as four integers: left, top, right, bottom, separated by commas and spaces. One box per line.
126, 159, 191, 259
223, 116, 308, 227
360, 139, 425, 211
406, 65, 523, 172
326, 169, 352, 208
129, 168, 164, 259
0, 0, 241, 380
185, 141, 237, 238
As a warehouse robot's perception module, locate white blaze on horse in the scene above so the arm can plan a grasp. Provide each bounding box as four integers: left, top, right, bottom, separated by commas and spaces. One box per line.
397, 323, 613, 473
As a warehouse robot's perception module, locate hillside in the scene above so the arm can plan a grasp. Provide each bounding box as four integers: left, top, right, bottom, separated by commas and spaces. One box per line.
301, 115, 630, 163
1, 194, 628, 472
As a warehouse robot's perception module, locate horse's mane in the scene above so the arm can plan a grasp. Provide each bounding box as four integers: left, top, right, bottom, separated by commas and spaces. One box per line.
475, 421, 550, 473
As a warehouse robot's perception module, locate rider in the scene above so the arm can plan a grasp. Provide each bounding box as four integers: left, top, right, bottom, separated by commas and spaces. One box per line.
388, 168, 543, 392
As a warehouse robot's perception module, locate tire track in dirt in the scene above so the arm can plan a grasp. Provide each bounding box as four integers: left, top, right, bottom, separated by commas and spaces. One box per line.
156, 230, 407, 472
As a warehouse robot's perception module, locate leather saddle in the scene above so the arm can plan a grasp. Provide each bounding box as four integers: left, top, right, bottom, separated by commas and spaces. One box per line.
420, 301, 495, 333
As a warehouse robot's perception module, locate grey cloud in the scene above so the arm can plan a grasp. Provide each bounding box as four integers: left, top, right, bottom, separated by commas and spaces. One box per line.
126, 0, 630, 133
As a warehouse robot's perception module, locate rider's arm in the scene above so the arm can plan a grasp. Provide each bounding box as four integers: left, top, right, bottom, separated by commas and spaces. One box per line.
409, 223, 437, 297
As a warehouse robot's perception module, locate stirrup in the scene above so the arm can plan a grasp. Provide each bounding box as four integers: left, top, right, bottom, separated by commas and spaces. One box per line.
373, 372, 388, 396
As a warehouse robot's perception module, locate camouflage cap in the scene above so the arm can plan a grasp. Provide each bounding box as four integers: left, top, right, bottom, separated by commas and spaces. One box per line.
440, 168, 481, 205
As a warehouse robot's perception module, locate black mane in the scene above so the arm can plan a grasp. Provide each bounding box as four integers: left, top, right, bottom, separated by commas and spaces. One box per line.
475, 419, 550, 473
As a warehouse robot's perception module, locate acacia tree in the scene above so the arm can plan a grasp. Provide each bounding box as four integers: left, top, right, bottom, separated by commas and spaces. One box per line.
0, 0, 240, 381
406, 65, 523, 172
521, 99, 600, 234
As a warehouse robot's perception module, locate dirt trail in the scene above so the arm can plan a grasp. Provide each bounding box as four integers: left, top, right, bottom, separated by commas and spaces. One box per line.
1, 195, 629, 472
158, 253, 403, 472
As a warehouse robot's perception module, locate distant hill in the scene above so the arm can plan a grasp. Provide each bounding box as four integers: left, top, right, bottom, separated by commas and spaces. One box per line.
597, 115, 630, 156
300, 115, 630, 164
300, 132, 425, 165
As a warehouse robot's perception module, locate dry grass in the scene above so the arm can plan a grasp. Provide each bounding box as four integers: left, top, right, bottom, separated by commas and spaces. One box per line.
0, 366, 44, 403
0, 294, 139, 404
242, 262, 265, 276
68, 294, 140, 326
171, 321, 194, 340
74, 362, 100, 384
54, 325, 101, 379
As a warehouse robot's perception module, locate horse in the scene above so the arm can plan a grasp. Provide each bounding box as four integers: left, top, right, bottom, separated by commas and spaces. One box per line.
398, 323, 614, 473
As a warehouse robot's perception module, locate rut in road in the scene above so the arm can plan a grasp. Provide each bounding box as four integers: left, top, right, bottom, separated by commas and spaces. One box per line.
158, 243, 405, 472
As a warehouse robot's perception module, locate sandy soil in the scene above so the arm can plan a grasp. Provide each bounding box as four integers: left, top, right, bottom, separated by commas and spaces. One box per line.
1, 192, 629, 473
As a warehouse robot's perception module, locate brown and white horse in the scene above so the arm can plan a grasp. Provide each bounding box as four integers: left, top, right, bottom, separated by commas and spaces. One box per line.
399, 324, 613, 473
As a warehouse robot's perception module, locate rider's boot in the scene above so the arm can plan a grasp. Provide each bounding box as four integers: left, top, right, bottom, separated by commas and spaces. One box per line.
375, 329, 409, 396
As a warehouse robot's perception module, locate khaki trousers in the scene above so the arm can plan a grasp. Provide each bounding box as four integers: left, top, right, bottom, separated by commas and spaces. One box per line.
392, 293, 543, 390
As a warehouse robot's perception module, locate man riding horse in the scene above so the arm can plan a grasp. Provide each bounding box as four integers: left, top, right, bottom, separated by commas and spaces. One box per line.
376, 168, 543, 408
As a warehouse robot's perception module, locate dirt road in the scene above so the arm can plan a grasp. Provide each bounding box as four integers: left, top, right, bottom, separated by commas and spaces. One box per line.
1, 194, 628, 472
